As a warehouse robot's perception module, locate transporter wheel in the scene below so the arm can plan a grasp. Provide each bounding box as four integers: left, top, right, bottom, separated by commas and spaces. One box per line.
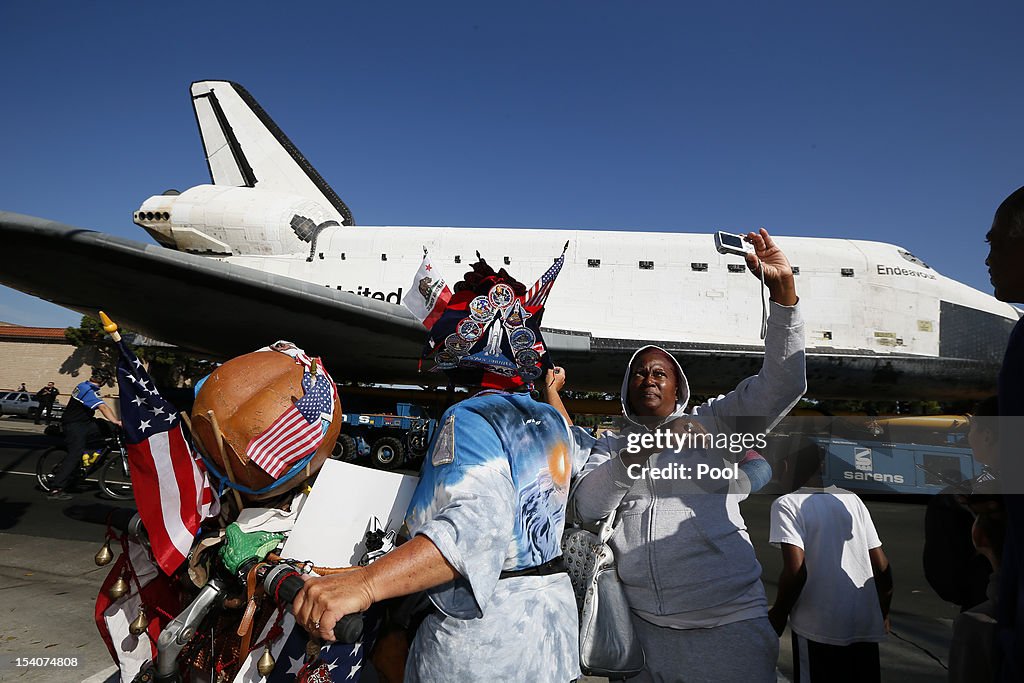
333, 434, 358, 461
98, 452, 134, 501
370, 437, 405, 470
36, 446, 67, 491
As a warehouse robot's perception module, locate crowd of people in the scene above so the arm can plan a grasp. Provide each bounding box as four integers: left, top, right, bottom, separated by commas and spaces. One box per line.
38, 191, 1022, 681
289, 227, 909, 683
293, 197, 1024, 683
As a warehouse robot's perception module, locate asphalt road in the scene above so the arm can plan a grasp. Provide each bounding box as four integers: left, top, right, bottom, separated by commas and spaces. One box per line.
0, 419, 136, 683
0, 420, 135, 541
0, 418, 959, 682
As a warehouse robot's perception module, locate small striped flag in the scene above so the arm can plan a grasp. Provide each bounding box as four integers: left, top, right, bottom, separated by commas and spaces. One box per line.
525, 246, 567, 308
246, 359, 338, 478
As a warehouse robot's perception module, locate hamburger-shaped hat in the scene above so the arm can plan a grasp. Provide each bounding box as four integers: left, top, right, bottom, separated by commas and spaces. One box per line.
190, 341, 341, 499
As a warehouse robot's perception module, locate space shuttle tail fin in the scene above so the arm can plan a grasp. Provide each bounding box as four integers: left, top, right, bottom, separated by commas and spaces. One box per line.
189, 80, 354, 226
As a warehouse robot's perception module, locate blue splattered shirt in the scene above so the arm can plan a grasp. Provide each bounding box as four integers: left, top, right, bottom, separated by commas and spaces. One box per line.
404, 390, 593, 682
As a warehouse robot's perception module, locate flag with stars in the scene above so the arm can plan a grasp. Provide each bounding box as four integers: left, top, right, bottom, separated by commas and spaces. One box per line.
115, 339, 217, 575
246, 358, 339, 479
525, 245, 567, 308
265, 615, 376, 683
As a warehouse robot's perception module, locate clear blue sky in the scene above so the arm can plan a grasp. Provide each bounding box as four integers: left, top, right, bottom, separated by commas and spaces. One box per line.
2, 2, 1022, 326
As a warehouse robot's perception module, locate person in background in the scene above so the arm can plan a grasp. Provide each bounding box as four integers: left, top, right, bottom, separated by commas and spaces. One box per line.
768, 447, 893, 683
923, 397, 999, 611
17, 382, 26, 392
949, 497, 1006, 683
34, 381, 59, 425
982, 184, 1024, 681
46, 370, 120, 501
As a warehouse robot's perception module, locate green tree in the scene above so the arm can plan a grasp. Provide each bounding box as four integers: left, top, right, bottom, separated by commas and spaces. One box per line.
64, 315, 215, 388
64, 315, 119, 377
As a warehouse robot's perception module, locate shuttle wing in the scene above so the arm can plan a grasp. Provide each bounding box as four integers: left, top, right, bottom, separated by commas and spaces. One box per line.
0, 211, 421, 383
0, 211, 1004, 399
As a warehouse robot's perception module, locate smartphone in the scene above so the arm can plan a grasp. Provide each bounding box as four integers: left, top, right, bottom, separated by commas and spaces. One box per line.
714, 231, 753, 257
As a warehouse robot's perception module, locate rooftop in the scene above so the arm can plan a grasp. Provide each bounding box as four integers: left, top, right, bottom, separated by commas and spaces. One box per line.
0, 326, 68, 342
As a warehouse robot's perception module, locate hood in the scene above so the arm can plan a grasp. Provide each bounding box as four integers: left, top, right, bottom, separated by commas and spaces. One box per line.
619, 345, 691, 431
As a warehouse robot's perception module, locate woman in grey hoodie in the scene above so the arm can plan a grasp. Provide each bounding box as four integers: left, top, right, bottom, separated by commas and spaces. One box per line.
570, 228, 806, 683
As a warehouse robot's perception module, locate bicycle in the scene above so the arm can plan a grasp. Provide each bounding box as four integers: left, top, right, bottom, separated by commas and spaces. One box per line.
36, 421, 132, 500
84, 508, 366, 683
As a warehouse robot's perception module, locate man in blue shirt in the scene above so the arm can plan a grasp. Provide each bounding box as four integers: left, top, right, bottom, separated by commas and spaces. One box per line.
46, 369, 121, 501
293, 255, 586, 681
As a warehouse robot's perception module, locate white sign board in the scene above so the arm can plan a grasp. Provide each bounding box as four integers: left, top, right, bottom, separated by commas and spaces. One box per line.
280, 459, 419, 567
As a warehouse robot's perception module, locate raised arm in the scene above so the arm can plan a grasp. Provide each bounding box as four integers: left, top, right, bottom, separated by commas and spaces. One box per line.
744, 228, 798, 306
537, 366, 571, 425
693, 229, 806, 430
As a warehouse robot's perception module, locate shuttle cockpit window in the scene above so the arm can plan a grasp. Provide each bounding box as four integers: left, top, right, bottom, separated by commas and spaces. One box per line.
898, 248, 931, 269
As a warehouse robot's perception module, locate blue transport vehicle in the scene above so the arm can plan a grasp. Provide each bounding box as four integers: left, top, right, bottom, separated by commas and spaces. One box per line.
334, 402, 437, 471
767, 415, 981, 495
814, 436, 979, 494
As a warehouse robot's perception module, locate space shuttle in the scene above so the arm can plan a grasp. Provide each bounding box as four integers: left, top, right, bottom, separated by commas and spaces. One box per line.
0, 80, 1015, 399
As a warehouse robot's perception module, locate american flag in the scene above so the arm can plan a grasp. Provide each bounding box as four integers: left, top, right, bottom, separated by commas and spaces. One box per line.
95, 539, 179, 681
263, 618, 374, 683
246, 359, 338, 479
525, 247, 567, 307
115, 340, 217, 575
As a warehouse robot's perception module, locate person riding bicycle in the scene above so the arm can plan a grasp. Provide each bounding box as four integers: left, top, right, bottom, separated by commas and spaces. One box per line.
46, 369, 121, 501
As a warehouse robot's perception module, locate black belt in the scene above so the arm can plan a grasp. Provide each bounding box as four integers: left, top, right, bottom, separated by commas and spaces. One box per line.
499, 557, 566, 580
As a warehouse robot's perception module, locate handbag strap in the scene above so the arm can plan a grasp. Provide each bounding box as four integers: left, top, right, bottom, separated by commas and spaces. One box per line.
597, 507, 618, 543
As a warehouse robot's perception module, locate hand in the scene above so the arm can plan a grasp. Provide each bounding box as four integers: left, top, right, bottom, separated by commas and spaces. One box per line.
744, 228, 797, 306
545, 366, 566, 393
768, 606, 787, 636
292, 569, 375, 642
666, 416, 708, 438
883, 614, 891, 634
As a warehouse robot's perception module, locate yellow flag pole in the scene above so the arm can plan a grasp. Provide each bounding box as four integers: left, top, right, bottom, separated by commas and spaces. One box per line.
96, 311, 123, 423
98, 310, 122, 343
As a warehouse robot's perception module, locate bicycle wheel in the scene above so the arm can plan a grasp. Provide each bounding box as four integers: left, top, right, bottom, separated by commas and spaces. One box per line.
36, 446, 67, 492
98, 451, 134, 501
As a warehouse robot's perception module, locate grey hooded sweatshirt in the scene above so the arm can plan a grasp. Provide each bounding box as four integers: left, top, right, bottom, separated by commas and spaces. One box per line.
571, 301, 806, 626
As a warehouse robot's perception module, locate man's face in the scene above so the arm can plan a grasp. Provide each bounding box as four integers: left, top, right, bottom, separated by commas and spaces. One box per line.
986, 217, 1024, 302
967, 417, 997, 467
627, 350, 678, 417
